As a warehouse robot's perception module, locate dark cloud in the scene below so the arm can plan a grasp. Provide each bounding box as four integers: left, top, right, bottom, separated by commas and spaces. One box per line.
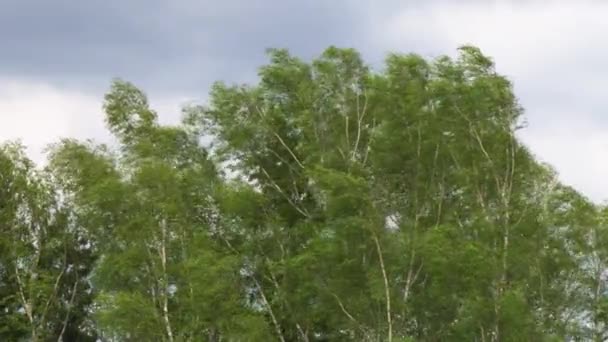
0, 0, 380, 95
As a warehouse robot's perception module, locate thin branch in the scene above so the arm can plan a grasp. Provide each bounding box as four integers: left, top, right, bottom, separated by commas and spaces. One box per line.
296, 323, 310, 342
260, 166, 310, 218
255, 106, 305, 169
14, 264, 34, 325
159, 219, 174, 342
253, 277, 286, 342
41, 243, 71, 330
57, 275, 79, 342
362, 117, 376, 167
404, 256, 423, 303
372, 231, 392, 342
40, 266, 65, 328
345, 107, 350, 157
331, 292, 359, 324
352, 90, 368, 161
267, 148, 298, 173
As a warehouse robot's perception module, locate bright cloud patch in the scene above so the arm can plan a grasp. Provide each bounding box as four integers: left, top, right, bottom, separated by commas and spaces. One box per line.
0, 80, 188, 165
0, 80, 107, 164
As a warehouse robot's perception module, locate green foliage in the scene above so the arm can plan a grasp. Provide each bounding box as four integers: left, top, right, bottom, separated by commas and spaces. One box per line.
1, 46, 606, 341
0, 142, 97, 341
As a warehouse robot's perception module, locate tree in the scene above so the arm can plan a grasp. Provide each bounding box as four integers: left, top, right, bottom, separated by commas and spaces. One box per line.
46, 80, 272, 341
0, 45, 601, 341
191, 45, 594, 341
0, 142, 96, 341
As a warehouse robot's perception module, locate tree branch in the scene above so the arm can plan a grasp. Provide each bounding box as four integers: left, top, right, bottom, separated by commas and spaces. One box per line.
253, 277, 286, 342
372, 231, 392, 342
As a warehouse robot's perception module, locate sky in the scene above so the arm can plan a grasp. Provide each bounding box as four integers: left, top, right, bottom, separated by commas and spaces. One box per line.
1, 0, 607, 202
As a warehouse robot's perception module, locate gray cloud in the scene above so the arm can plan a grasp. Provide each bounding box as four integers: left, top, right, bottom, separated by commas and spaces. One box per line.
2, 0, 608, 201
0, 0, 375, 94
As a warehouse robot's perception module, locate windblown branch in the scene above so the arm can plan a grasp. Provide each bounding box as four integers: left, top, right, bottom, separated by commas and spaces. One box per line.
260, 166, 310, 218
253, 277, 286, 342
255, 105, 305, 169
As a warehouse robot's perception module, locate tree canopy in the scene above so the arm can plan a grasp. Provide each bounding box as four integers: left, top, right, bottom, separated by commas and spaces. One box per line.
1, 46, 606, 341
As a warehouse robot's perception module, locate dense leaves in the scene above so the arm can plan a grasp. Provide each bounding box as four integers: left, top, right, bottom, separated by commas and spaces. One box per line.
1, 46, 606, 341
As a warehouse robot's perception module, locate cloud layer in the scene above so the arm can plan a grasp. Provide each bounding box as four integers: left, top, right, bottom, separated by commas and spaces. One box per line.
1, 1, 606, 201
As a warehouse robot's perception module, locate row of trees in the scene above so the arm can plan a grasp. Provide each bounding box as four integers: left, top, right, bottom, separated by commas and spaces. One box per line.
1, 46, 608, 341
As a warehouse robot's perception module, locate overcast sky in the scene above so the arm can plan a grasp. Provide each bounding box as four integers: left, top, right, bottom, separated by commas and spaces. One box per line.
1, 0, 607, 202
